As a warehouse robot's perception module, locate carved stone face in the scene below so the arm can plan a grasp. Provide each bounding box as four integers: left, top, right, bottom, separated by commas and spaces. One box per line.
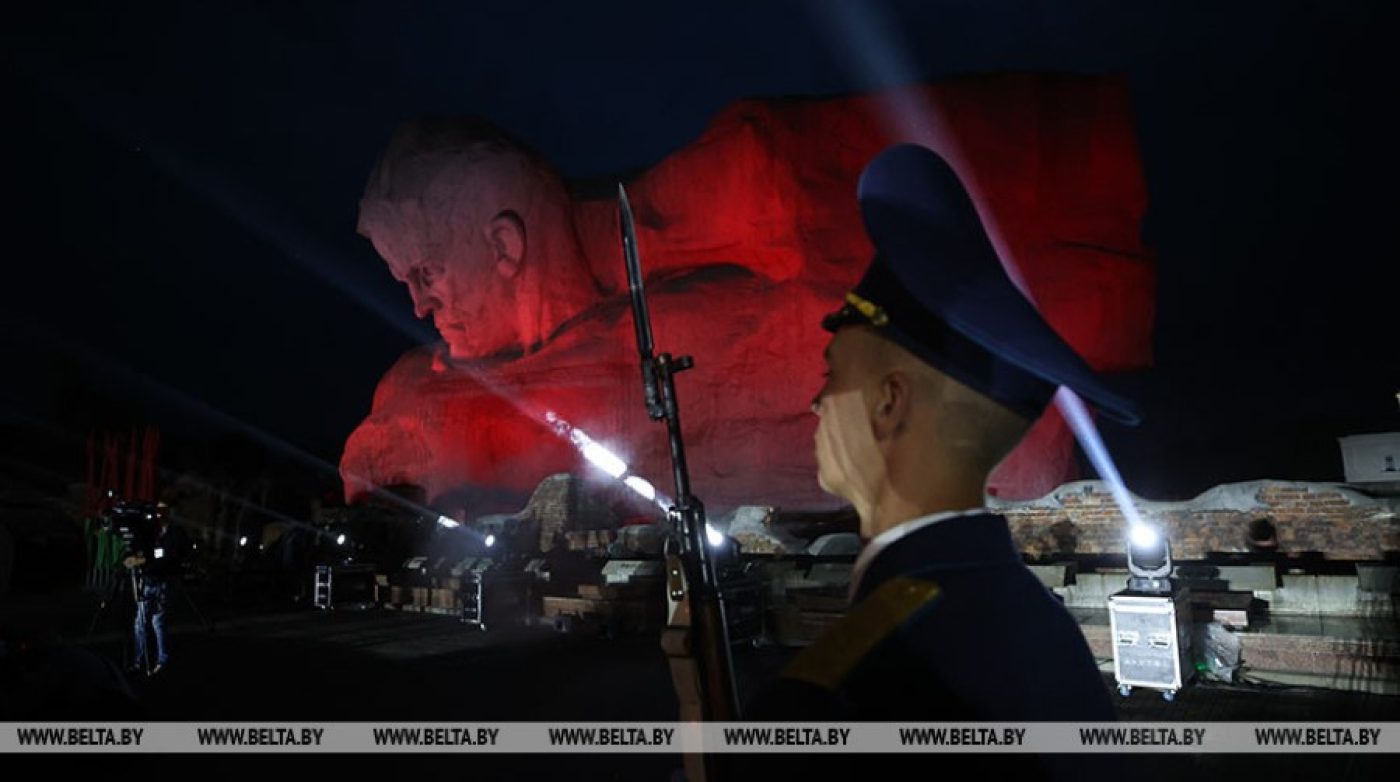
358, 142, 547, 361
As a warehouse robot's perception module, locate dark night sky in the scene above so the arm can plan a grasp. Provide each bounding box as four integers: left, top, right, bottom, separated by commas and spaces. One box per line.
1, 0, 1395, 501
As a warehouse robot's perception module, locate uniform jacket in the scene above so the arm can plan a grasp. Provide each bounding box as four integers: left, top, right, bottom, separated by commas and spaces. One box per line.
741, 510, 1121, 780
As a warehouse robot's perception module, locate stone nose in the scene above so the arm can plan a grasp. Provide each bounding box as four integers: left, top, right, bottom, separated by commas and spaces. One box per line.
411, 290, 443, 320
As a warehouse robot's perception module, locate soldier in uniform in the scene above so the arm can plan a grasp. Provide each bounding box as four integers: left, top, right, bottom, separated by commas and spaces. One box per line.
743, 144, 1135, 778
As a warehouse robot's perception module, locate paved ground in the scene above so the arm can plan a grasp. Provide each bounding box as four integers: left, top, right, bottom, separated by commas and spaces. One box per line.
4, 584, 1399, 780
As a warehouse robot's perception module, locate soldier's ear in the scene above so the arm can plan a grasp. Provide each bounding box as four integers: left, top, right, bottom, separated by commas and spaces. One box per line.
487, 210, 525, 280
871, 371, 911, 441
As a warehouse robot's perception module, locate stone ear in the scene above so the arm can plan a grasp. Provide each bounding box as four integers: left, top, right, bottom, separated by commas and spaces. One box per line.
488, 210, 525, 280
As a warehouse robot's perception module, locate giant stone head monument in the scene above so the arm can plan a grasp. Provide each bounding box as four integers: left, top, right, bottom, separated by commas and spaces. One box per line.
340, 72, 1155, 521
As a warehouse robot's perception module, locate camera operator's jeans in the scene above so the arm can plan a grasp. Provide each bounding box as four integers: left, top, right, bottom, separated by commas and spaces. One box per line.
134, 581, 169, 669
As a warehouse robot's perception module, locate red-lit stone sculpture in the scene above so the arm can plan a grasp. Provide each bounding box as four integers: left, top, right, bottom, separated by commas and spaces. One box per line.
341, 72, 1155, 518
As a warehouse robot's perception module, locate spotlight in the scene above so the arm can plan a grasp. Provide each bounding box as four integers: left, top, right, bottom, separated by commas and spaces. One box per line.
336, 533, 347, 546
437, 515, 461, 529
484, 534, 496, 548
702, 523, 742, 571
239, 536, 248, 547
1126, 522, 1172, 593
705, 523, 725, 547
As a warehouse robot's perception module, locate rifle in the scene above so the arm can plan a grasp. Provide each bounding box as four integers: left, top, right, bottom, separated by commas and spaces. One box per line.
618, 183, 740, 780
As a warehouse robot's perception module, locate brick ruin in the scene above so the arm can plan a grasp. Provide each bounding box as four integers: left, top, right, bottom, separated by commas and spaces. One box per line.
1000, 479, 1399, 563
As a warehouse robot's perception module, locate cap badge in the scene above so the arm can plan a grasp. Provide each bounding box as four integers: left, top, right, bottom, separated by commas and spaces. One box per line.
845, 291, 889, 327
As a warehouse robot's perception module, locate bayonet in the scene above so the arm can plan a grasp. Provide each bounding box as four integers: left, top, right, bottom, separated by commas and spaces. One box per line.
619, 186, 665, 421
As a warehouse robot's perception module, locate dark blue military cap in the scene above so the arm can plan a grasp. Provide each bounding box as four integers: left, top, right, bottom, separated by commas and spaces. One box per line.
823, 143, 1141, 425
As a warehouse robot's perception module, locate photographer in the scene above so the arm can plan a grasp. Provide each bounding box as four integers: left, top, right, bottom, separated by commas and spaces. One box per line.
123, 501, 187, 675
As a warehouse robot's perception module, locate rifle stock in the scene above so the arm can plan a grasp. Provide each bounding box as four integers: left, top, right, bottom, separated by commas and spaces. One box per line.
618, 184, 740, 780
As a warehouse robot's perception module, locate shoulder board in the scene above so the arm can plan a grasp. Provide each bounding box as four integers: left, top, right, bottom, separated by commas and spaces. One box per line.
781, 576, 941, 691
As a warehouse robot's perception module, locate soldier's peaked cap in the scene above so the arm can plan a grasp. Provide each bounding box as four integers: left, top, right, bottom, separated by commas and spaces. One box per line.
823, 143, 1140, 426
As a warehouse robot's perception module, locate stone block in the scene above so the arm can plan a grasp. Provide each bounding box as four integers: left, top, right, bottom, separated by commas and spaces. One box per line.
1062, 571, 1126, 609
1212, 564, 1278, 591
1357, 564, 1398, 593
1274, 574, 1319, 615
1028, 563, 1072, 589
807, 562, 853, 586
1316, 575, 1359, 614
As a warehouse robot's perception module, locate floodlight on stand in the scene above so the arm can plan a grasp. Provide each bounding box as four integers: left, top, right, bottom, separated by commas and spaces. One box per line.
1126, 522, 1172, 593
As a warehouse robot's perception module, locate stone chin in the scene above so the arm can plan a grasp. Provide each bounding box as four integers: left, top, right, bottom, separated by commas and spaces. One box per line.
437, 321, 523, 363
441, 336, 531, 363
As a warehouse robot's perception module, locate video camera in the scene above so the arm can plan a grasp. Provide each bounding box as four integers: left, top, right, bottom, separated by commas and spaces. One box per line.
100, 494, 160, 560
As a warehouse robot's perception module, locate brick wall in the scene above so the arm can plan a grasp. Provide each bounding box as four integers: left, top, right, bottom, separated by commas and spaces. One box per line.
996, 479, 1400, 561
527, 473, 620, 553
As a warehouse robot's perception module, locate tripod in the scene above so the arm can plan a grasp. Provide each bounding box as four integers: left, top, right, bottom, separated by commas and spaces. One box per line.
84, 562, 148, 673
